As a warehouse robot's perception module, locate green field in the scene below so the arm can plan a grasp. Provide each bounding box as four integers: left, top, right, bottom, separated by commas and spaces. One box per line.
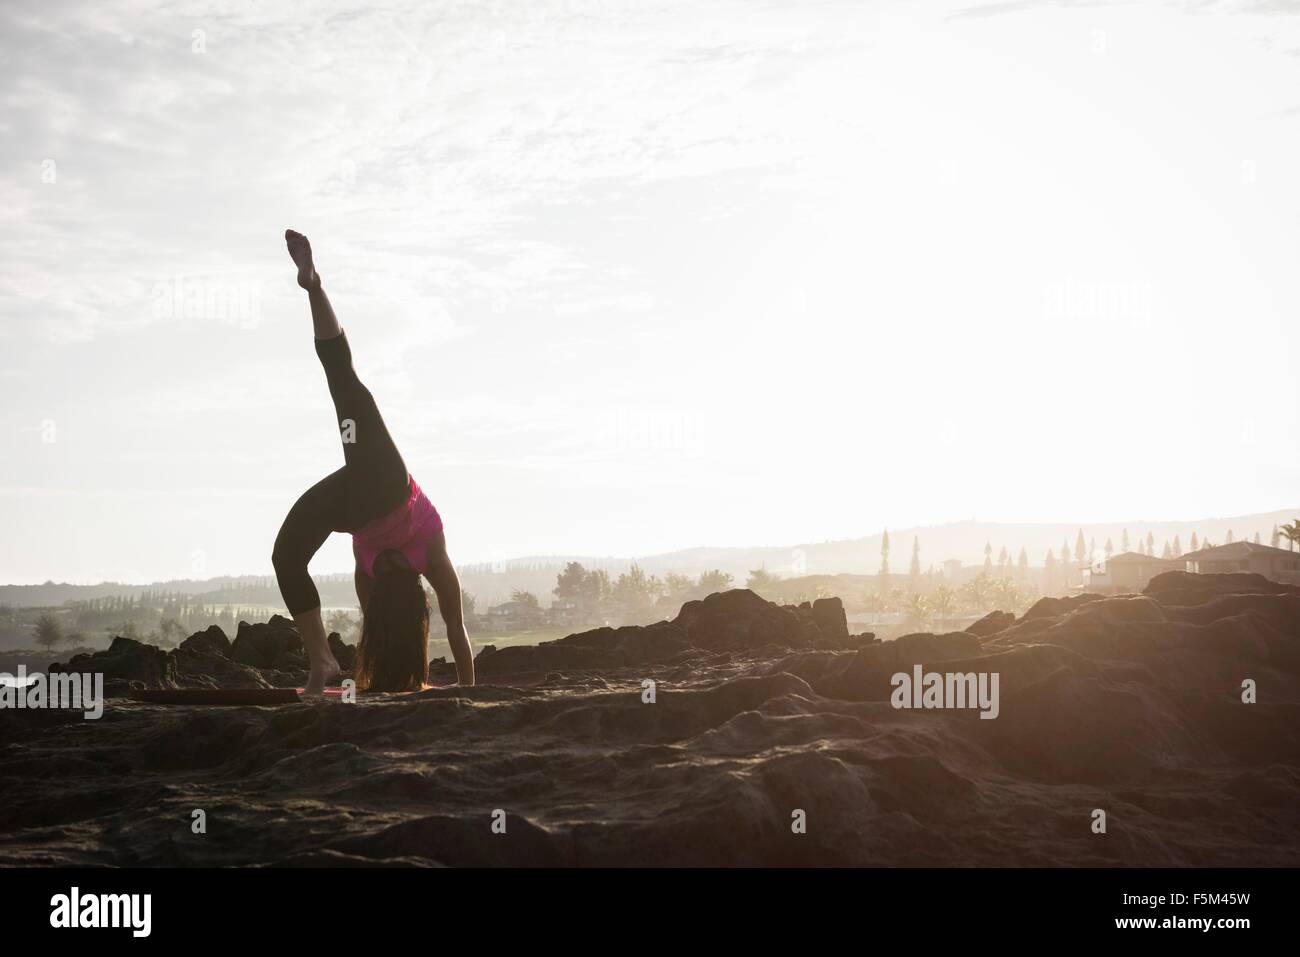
429, 627, 572, 660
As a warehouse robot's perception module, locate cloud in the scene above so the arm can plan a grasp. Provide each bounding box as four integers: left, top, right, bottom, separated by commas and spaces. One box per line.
0, 0, 877, 345
3, 0, 1300, 582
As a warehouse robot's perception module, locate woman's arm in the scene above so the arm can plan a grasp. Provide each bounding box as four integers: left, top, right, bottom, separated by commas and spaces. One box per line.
424, 535, 474, 686
354, 562, 373, 613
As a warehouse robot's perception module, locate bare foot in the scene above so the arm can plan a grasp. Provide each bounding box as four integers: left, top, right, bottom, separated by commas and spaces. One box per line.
302, 655, 341, 697
284, 228, 318, 290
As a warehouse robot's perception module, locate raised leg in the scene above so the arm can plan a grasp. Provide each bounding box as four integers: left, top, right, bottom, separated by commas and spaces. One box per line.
285, 228, 341, 338
285, 228, 409, 527
277, 229, 413, 693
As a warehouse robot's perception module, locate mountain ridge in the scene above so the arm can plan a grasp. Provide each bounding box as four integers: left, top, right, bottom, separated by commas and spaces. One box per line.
4, 508, 1297, 608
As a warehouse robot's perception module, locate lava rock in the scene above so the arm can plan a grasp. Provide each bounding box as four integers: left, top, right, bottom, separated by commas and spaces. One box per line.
1020, 593, 1105, 621
966, 609, 1015, 636
49, 636, 178, 695
1145, 570, 1295, 604
811, 597, 850, 641
230, 615, 304, 670
179, 625, 231, 657
328, 632, 357, 672
678, 589, 822, 650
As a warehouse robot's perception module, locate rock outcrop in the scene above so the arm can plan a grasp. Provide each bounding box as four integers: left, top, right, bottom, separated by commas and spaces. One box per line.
966, 609, 1014, 636
48, 618, 351, 696
231, 615, 307, 671
460, 590, 870, 679
16, 578, 1299, 867
1145, 569, 1296, 605
49, 636, 179, 697
179, 624, 231, 657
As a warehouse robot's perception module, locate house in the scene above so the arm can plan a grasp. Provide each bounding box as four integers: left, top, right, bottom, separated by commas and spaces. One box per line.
1178, 541, 1300, 584
483, 599, 543, 631
546, 597, 587, 628
1081, 551, 1177, 594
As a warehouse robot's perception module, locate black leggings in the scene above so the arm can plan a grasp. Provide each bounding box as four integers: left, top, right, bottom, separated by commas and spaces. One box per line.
272, 332, 410, 615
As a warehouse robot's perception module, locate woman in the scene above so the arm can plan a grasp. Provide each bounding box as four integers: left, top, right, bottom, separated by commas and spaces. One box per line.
271, 229, 474, 694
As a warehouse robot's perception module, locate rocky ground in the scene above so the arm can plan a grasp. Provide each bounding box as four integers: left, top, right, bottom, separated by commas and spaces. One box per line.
1, 573, 1296, 866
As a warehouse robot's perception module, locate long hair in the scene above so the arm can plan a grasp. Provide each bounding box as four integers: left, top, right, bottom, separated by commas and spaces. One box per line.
355, 565, 430, 692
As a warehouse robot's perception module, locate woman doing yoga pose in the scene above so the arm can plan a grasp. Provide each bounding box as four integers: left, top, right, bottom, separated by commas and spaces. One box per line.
272, 229, 474, 694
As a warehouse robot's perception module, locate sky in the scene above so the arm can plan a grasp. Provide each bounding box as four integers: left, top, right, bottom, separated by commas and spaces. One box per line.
2, 0, 1300, 585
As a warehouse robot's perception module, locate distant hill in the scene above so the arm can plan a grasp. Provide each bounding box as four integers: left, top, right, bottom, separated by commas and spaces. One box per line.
3, 509, 1296, 609
498, 508, 1300, 594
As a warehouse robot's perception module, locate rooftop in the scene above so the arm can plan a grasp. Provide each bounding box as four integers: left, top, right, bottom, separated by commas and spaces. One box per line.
1106, 551, 1178, 565
1179, 541, 1296, 562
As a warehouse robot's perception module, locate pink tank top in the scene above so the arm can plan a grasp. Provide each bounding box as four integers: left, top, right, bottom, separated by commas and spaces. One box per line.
352, 475, 444, 578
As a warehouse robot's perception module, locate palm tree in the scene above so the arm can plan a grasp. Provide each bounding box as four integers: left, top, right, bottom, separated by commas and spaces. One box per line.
1279, 521, 1300, 552
960, 573, 994, 614
990, 576, 1028, 614
511, 590, 541, 608
930, 584, 957, 629
902, 592, 932, 630
887, 587, 905, 613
